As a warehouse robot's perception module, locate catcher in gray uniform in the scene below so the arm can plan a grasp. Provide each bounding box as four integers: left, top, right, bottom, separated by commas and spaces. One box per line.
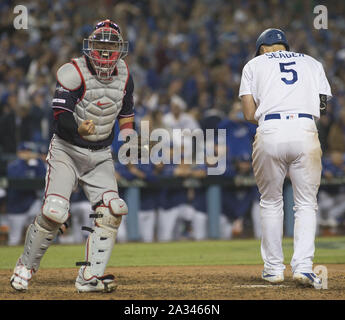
10, 19, 135, 293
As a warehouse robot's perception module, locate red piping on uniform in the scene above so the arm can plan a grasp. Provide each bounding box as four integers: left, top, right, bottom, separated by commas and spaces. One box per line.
71, 59, 86, 101
46, 193, 69, 201
14, 273, 31, 281
53, 110, 66, 120
102, 190, 118, 197
43, 139, 70, 216
103, 190, 118, 195
82, 236, 97, 281
44, 138, 54, 201
119, 121, 133, 131
102, 190, 118, 205
85, 236, 90, 262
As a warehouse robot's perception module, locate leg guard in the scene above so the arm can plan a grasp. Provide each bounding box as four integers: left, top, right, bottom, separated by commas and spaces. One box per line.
21, 217, 60, 272
77, 201, 125, 277
17, 193, 70, 271
75, 203, 125, 293
10, 216, 60, 291
75, 193, 127, 292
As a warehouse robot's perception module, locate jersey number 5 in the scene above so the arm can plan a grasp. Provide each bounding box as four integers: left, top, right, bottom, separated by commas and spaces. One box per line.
279, 62, 298, 85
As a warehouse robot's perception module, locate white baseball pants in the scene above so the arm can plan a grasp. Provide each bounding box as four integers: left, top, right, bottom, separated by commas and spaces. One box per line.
192, 210, 233, 240
138, 209, 156, 242
116, 209, 156, 243
253, 115, 322, 275
157, 204, 195, 242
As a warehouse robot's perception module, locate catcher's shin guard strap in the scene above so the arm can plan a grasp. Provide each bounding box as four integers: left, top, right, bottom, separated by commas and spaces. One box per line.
81, 226, 94, 233
76, 261, 91, 266
89, 213, 103, 219
21, 221, 59, 271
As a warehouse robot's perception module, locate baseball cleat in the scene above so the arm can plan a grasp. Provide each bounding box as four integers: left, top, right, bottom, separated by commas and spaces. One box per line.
75, 267, 117, 293
10, 258, 34, 292
261, 271, 284, 283
293, 272, 322, 289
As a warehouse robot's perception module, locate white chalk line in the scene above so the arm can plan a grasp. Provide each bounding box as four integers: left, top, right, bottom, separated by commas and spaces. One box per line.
234, 284, 291, 288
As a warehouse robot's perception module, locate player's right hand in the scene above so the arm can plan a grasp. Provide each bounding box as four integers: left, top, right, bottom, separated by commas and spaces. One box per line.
78, 120, 95, 136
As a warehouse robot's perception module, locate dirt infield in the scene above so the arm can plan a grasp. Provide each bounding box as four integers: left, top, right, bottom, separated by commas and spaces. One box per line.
1, 264, 344, 300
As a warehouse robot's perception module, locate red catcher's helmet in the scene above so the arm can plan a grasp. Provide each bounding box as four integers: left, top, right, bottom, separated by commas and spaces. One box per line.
83, 19, 129, 81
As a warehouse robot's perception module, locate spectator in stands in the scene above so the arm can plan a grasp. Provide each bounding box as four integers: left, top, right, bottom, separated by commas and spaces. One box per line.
0, 97, 36, 153
199, 100, 226, 134
217, 101, 257, 160
0, 188, 8, 245
318, 151, 345, 232
6, 142, 46, 246
327, 107, 345, 153
190, 158, 238, 241
157, 147, 195, 242
220, 154, 260, 239
114, 160, 160, 243
0, 0, 344, 242
162, 94, 201, 163
189, 163, 208, 241
163, 94, 200, 134
317, 112, 333, 154
217, 102, 260, 237
30, 91, 49, 143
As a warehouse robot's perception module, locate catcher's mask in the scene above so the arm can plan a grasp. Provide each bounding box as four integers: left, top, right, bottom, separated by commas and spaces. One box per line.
83, 19, 129, 81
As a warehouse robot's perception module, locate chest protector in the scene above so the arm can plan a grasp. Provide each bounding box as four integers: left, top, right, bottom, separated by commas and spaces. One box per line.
71, 56, 129, 142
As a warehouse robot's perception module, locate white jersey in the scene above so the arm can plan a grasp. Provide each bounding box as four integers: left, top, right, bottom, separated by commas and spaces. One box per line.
239, 50, 332, 121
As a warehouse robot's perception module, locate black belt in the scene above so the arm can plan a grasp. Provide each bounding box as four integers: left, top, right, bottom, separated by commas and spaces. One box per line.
264, 113, 313, 121
79, 144, 108, 151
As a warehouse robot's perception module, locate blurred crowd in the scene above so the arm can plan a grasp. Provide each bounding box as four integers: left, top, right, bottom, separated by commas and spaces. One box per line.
0, 0, 345, 245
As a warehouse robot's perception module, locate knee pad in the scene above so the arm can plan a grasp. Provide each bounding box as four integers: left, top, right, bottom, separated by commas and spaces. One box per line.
102, 191, 128, 216
42, 194, 70, 224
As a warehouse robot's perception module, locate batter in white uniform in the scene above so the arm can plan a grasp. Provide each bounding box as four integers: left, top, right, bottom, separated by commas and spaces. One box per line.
239, 28, 332, 289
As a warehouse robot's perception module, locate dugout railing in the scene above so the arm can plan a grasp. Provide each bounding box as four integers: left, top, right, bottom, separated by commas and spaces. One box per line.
1, 176, 344, 241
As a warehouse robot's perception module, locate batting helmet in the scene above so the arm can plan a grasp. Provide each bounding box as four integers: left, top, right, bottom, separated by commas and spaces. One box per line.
255, 28, 289, 56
